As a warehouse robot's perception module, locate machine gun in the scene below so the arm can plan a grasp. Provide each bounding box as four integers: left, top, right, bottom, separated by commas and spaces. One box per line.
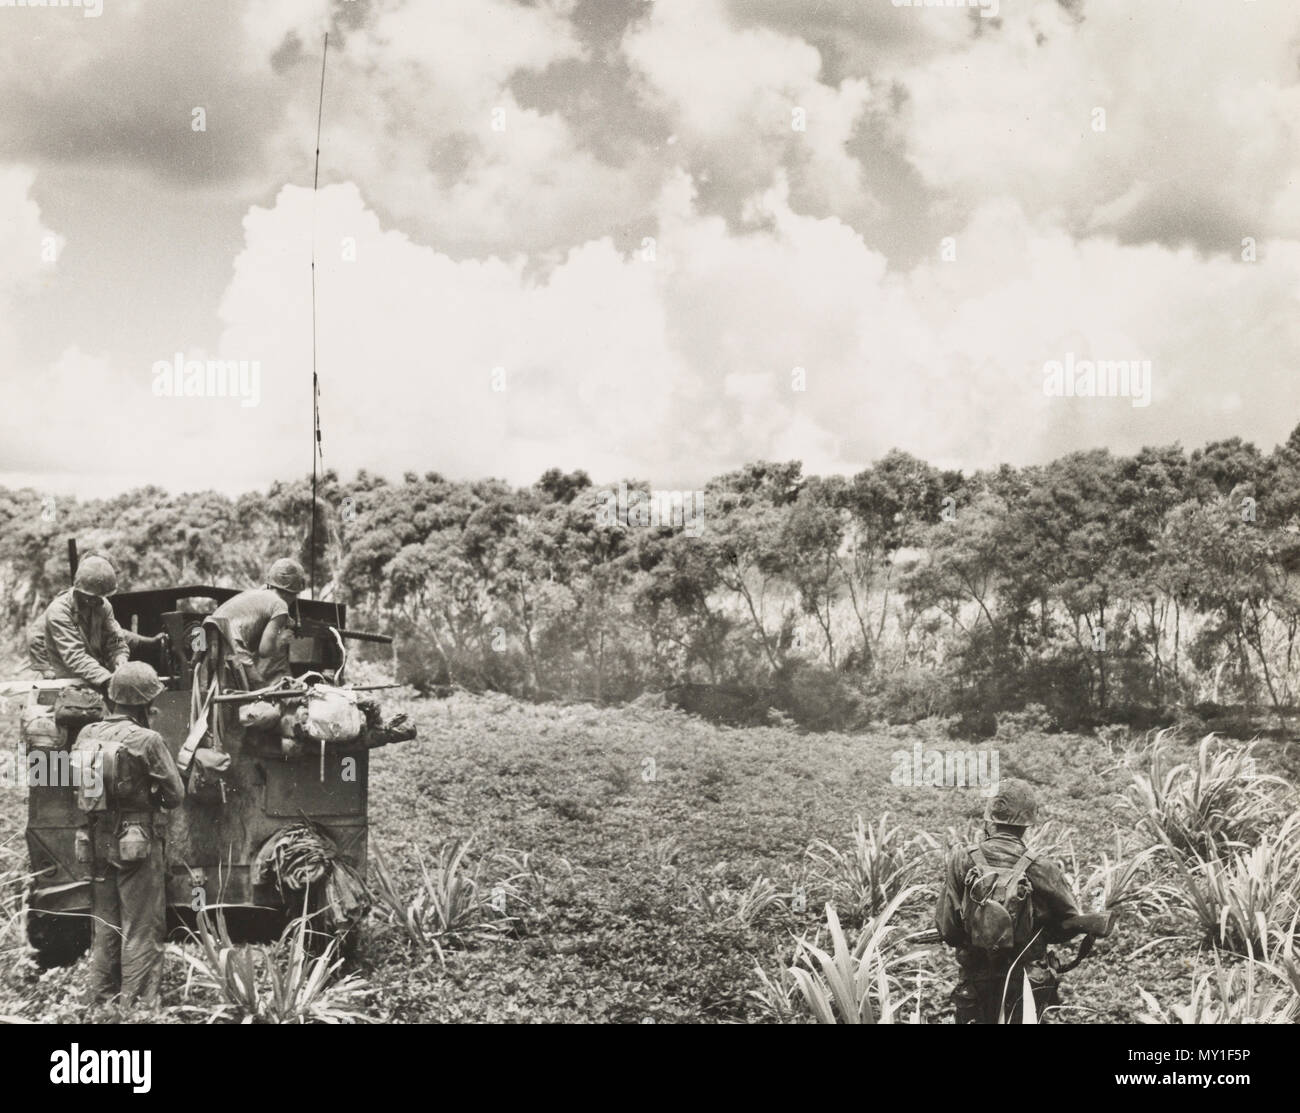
294, 618, 393, 646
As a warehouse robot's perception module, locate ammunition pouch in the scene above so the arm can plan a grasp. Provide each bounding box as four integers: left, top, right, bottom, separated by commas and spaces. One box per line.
188, 747, 232, 804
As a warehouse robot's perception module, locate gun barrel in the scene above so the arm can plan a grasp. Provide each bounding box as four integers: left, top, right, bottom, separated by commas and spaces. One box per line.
298, 622, 393, 645
212, 683, 400, 705
1061, 911, 1116, 938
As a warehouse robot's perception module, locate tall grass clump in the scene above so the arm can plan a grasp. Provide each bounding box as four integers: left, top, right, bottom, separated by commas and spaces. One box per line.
784, 888, 930, 1024
172, 911, 374, 1024
1075, 840, 1172, 927
1156, 814, 1300, 954
806, 815, 935, 923
685, 876, 784, 928
0, 834, 32, 963
370, 838, 519, 962
1137, 949, 1299, 1024
1124, 733, 1288, 859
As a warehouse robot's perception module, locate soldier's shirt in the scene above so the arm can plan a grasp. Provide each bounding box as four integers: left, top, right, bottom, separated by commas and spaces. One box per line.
29, 591, 154, 683
210, 589, 292, 680
941, 832, 1082, 970
35, 590, 131, 687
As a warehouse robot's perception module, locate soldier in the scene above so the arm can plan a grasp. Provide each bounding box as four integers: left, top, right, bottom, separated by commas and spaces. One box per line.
80, 662, 185, 1009
934, 778, 1083, 1023
205, 558, 307, 687
26, 555, 165, 690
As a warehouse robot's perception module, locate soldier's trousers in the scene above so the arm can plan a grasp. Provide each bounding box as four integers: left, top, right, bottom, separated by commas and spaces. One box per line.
88, 838, 167, 1008
952, 961, 1059, 1024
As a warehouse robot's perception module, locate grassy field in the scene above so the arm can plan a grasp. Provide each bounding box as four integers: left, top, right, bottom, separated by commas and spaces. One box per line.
3, 690, 1298, 1023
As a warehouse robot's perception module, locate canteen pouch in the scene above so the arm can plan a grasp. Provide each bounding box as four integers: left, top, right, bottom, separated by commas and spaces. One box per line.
54, 685, 105, 730
117, 822, 151, 863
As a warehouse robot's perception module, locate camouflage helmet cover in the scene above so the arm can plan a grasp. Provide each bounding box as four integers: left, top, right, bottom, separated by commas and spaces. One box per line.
986, 778, 1038, 826
266, 558, 307, 593
73, 554, 118, 596
108, 661, 164, 706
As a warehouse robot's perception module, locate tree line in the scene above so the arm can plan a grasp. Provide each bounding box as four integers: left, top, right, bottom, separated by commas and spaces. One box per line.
4, 425, 1300, 733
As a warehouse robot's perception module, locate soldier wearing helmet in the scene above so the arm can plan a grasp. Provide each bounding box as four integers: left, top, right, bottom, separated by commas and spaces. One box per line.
933, 778, 1084, 1023
206, 558, 308, 688
26, 555, 165, 691
78, 661, 185, 1009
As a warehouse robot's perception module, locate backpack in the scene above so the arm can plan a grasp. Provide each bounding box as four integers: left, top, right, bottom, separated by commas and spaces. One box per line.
960, 846, 1036, 955
54, 685, 105, 730
187, 747, 232, 804
71, 727, 149, 813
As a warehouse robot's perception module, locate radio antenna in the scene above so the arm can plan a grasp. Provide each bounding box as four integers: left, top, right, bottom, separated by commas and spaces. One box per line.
309, 32, 328, 600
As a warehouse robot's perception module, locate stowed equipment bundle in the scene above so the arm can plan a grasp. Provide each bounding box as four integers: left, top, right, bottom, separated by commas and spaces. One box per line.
180, 669, 416, 796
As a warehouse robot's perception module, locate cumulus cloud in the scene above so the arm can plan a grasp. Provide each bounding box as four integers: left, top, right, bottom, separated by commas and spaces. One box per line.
215, 172, 1300, 485
248, 0, 651, 257
889, 0, 1300, 249
0, 0, 651, 256
0, 166, 62, 399
4, 2, 1300, 499
9, 168, 1299, 496
622, 0, 878, 225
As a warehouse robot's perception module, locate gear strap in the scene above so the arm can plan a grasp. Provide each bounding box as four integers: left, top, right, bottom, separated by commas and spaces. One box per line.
1055, 933, 1096, 974
968, 847, 1034, 893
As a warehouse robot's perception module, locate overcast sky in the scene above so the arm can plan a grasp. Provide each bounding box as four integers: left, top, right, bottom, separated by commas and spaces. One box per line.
1, 0, 1298, 497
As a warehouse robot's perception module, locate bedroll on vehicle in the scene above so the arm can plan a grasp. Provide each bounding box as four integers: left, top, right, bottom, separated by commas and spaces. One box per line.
20, 706, 62, 751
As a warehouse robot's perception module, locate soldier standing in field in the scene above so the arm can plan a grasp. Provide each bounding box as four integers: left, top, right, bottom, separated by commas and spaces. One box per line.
77, 662, 185, 1009
934, 779, 1089, 1023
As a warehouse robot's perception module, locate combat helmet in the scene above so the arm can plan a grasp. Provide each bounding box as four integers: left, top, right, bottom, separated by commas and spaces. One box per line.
985, 778, 1038, 826
266, 558, 307, 594
73, 554, 118, 597
108, 661, 165, 706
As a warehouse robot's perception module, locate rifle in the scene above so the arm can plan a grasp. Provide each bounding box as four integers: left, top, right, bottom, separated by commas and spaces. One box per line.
1054, 911, 1116, 972
212, 683, 399, 705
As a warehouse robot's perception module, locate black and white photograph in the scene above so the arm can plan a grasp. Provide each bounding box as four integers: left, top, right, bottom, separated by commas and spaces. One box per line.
0, 0, 1297, 1074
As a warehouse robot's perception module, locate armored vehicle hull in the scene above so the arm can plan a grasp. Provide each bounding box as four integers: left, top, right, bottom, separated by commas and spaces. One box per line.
22, 585, 392, 964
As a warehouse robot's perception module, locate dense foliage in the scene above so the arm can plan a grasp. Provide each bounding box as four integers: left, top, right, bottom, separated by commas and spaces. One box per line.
5, 425, 1300, 732
6, 695, 1297, 1023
